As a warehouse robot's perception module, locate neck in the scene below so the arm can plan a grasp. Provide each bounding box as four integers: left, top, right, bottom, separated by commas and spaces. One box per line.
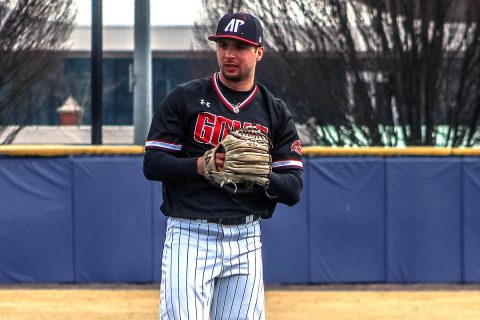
218, 72, 255, 92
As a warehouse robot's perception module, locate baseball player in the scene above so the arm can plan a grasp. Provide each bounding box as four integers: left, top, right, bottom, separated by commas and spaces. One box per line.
144, 12, 303, 320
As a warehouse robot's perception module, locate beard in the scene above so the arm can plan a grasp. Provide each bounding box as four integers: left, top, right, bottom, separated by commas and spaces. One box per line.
220, 66, 250, 83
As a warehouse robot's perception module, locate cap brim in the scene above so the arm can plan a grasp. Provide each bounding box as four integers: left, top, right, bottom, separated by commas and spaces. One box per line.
208, 34, 261, 46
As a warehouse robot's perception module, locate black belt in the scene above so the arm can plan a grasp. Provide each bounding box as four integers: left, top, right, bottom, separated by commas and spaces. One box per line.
199, 214, 260, 226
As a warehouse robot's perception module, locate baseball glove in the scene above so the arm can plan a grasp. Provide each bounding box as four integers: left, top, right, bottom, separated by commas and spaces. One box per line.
203, 126, 271, 191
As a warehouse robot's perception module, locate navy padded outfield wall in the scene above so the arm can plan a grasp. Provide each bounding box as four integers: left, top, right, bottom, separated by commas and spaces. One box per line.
72, 157, 153, 283
463, 158, 480, 282
308, 158, 386, 283
0, 158, 73, 283
0, 155, 479, 284
386, 158, 462, 283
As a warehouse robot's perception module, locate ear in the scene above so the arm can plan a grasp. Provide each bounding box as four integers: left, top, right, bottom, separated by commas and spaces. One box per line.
255, 46, 264, 62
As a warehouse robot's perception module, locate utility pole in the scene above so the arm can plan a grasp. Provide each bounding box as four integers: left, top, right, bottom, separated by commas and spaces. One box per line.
91, 0, 103, 144
133, 0, 152, 145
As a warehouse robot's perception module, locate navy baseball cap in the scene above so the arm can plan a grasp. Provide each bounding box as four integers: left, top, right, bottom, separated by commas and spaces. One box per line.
208, 13, 263, 46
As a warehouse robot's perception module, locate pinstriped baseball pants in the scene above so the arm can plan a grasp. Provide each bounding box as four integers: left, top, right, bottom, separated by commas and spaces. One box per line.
160, 217, 265, 320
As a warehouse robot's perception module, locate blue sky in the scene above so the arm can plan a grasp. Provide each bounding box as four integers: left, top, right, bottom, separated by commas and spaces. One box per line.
74, 0, 202, 25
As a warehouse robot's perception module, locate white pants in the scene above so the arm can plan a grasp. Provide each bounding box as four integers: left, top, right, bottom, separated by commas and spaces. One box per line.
160, 217, 265, 320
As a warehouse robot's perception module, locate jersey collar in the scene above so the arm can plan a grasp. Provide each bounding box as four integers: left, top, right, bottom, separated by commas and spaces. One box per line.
211, 72, 258, 114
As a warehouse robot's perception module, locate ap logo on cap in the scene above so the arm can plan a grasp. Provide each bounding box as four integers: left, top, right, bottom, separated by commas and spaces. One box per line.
224, 19, 245, 33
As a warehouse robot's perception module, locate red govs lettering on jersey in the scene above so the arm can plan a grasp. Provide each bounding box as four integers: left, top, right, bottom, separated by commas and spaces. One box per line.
291, 139, 302, 155
194, 111, 269, 146
194, 112, 216, 143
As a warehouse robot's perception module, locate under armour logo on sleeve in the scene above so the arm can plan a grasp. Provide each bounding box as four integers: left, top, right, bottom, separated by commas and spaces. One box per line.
200, 99, 211, 108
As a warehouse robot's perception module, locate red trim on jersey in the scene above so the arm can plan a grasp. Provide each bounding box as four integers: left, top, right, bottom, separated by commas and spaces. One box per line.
211, 72, 258, 114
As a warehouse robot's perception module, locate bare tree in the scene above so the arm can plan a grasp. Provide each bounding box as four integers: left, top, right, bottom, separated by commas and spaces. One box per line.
0, 0, 75, 144
196, 0, 480, 146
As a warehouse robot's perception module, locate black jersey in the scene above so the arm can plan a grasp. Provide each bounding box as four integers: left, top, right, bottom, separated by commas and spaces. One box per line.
145, 72, 303, 219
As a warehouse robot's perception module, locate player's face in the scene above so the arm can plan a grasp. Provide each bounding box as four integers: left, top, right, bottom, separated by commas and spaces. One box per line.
216, 39, 263, 84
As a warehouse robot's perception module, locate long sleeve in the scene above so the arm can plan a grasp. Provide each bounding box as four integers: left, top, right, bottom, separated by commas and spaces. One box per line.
266, 169, 303, 206
143, 149, 198, 183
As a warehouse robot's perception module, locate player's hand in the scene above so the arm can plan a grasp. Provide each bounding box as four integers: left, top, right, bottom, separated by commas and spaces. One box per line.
215, 152, 225, 171
197, 153, 225, 175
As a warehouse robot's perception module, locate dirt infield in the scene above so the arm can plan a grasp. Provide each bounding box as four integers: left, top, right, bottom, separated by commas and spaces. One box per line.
1, 284, 480, 319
